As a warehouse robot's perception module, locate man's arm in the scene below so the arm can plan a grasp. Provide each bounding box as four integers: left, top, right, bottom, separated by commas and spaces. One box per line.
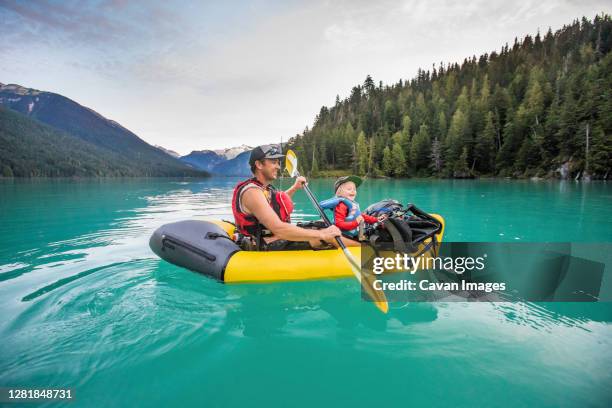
242, 188, 339, 242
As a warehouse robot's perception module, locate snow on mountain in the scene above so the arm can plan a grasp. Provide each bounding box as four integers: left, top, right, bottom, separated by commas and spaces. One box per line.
212, 144, 252, 160
154, 145, 181, 158
180, 150, 225, 172
179, 146, 253, 176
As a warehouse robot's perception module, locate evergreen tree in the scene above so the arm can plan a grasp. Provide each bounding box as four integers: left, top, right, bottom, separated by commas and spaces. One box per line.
368, 136, 376, 174
364, 75, 375, 97
436, 111, 447, 141
338, 122, 355, 167
311, 148, 319, 176
588, 126, 611, 176
351, 142, 358, 174
402, 114, 412, 136
410, 124, 431, 173
516, 136, 539, 172
356, 131, 368, 176
1, 164, 13, 177
454, 147, 471, 178
413, 92, 428, 129
391, 131, 403, 146
542, 91, 561, 163
456, 86, 470, 114
474, 111, 497, 173
445, 109, 469, 171
382, 146, 393, 176
524, 68, 546, 123
384, 100, 399, 131
319, 138, 328, 169
400, 115, 412, 154
430, 137, 443, 174
391, 142, 406, 176
497, 110, 521, 172
557, 86, 579, 158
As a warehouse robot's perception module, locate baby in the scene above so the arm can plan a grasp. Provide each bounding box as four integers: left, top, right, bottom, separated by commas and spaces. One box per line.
320, 176, 382, 239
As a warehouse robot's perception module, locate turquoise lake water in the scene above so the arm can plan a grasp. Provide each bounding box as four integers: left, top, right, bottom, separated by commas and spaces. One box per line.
0, 178, 611, 407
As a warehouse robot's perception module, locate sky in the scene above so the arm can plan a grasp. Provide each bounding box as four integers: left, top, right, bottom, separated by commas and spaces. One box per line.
0, 0, 609, 155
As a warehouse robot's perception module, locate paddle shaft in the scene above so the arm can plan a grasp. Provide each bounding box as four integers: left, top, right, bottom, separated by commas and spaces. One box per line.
295, 171, 350, 252
286, 151, 388, 312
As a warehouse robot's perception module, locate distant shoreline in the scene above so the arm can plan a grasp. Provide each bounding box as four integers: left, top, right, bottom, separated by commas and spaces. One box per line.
1, 175, 608, 182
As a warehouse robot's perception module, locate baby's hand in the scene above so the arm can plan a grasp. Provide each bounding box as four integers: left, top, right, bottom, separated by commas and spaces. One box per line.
377, 214, 388, 221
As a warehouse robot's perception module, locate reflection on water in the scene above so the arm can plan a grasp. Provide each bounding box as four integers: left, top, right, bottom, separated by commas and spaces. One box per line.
0, 178, 610, 407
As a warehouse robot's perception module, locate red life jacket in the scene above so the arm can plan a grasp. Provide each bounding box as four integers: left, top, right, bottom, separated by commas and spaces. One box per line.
232, 177, 292, 237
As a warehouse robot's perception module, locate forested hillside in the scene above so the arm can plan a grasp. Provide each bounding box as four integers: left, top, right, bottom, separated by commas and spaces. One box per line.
0, 107, 205, 177
288, 15, 611, 179
0, 84, 207, 177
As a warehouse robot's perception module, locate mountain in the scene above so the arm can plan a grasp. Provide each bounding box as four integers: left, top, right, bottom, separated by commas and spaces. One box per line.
180, 150, 226, 172
154, 145, 180, 158
210, 150, 251, 176
0, 106, 165, 176
179, 148, 252, 176
0, 83, 207, 177
213, 144, 252, 160
288, 14, 611, 179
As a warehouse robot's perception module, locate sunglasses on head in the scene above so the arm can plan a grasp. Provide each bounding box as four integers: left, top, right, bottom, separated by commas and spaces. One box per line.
262, 144, 281, 155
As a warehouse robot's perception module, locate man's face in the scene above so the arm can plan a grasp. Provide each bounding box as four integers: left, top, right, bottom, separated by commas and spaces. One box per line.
257, 158, 281, 181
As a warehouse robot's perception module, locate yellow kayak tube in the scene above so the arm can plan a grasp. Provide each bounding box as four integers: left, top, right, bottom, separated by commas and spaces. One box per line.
149, 215, 445, 284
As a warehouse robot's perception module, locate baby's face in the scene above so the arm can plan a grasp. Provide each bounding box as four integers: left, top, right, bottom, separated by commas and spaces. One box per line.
337, 182, 357, 200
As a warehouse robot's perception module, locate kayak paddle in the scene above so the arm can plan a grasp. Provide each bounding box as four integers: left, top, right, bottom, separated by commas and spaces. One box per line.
284, 149, 389, 314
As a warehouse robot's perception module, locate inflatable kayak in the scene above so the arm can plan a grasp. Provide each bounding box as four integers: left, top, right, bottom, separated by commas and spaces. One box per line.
149, 204, 445, 283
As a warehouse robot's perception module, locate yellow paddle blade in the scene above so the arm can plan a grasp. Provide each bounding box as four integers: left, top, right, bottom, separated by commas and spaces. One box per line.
363, 273, 389, 314
285, 149, 299, 177
343, 248, 389, 314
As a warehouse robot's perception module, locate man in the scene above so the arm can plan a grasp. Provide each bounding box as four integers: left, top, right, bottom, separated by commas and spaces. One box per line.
232, 144, 340, 250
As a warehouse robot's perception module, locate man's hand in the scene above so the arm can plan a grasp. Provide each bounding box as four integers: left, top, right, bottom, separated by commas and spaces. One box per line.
319, 225, 341, 241
293, 176, 307, 190
355, 215, 364, 224
377, 214, 388, 221
286, 176, 307, 197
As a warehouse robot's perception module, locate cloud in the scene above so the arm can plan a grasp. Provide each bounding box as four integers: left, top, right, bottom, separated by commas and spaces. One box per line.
0, 0, 187, 63
1, 0, 609, 154
2, 0, 122, 44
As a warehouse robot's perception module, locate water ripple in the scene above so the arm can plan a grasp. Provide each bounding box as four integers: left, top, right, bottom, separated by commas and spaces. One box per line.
0, 179, 610, 407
